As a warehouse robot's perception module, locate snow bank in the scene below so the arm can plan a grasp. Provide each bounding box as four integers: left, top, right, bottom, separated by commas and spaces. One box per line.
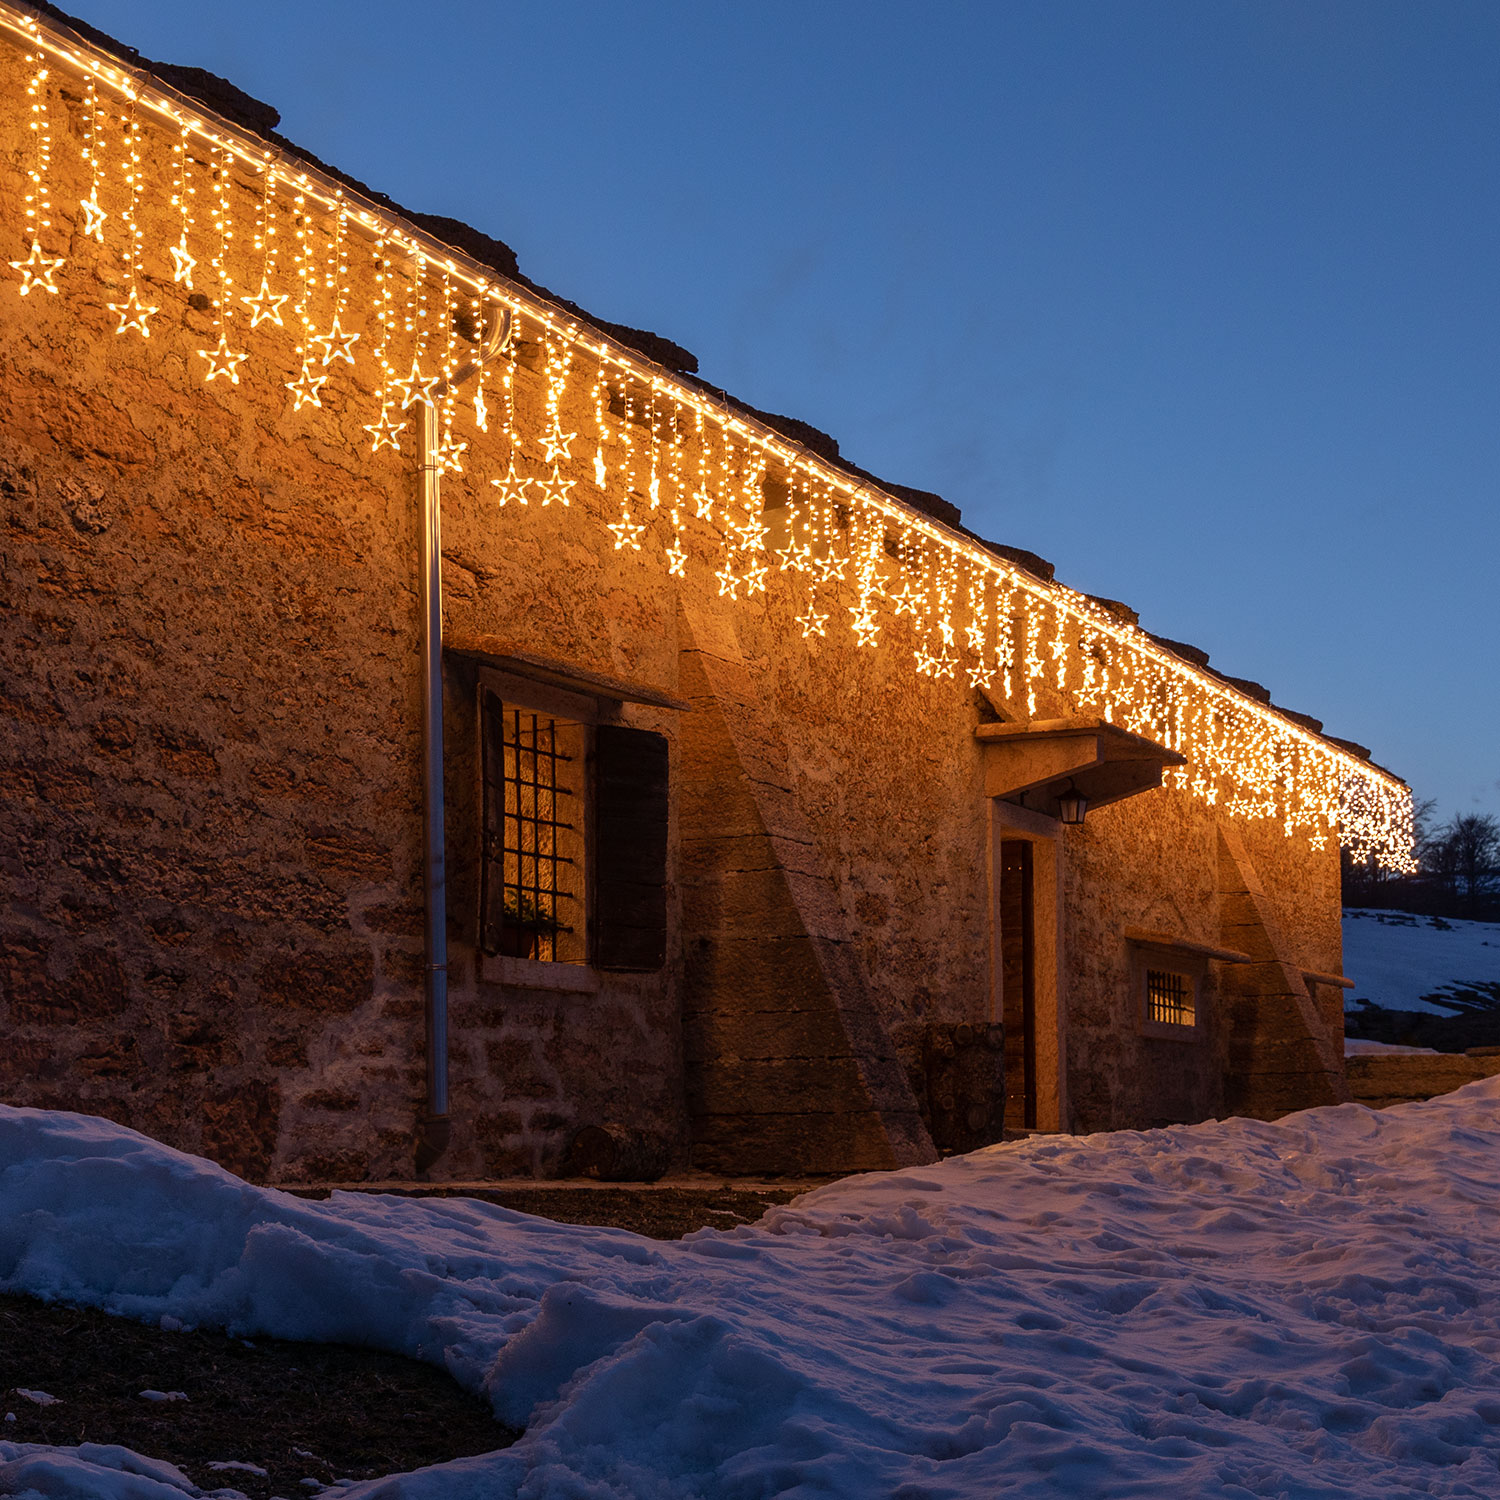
1343, 907, 1500, 1014
5, 1087, 1500, 1498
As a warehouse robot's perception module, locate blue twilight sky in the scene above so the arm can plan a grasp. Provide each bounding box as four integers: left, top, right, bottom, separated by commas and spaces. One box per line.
59, 0, 1499, 823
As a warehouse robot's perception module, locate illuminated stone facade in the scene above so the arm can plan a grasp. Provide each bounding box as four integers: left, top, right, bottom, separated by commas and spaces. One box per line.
0, 6, 1379, 1181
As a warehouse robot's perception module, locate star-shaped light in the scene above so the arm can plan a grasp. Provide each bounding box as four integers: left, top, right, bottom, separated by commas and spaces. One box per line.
850, 608, 881, 648
489, 461, 531, 507
240, 275, 288, 329
736, 517, 769, 553
932, 651, 957, 680
286, 360, 328, 411
815, 553, 847, 585
311, 314, 359, 366
593, 448, 608, 489
538, 423, 576, 465
965, 620, 987, 652
914, 648, 936, 676
890, 581, 924, 618
797, 606, 829, 639
169, 239, 195, 288
665, 542, 687, 577
776, 540, 812, 573
436, 432, 467, 475
744, 561, 768, 595
364, 407, 406, 453
535, 467, 576, 508
693, 487, 714, 521
79, 194, 107, 241
715, 566, 741, 600
967, 658, 996, 687
108, 285, 158, 337
607, 512, 645, 551
472, 384, 488, 432
392, 358, 442, 409
11, 242, 63, 296
197, 335, 248, 384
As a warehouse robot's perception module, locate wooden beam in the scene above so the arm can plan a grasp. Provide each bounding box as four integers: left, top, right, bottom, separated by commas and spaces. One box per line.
446, 633, 691, 712
1125, 927, 1253, 964
1303, 967, 1356, 990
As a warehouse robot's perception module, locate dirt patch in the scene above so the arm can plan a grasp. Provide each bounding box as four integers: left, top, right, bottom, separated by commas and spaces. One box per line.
0, 1293, 516, 1497
286, 1184, 804, 1240
0, 1186, 805, 1491
477, 1186, 801, 1237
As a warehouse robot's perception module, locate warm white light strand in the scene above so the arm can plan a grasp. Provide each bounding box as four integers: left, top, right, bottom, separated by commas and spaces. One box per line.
0, 13, 1413, 869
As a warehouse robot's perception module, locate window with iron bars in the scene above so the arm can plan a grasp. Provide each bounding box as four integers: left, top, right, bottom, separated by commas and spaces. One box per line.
1145, 967, 1196, 1028
479, 693, 588, 965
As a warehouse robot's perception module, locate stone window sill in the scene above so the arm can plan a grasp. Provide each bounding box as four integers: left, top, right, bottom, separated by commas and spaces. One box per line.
1140, 1018, 1201, 1044
483, 956, 600, 994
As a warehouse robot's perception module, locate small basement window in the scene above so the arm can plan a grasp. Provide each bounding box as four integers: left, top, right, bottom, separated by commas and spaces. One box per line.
1144, 967, 1196, 1028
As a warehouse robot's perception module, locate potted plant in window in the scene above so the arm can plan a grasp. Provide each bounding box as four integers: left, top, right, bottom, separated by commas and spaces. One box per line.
497, 892, 561, 960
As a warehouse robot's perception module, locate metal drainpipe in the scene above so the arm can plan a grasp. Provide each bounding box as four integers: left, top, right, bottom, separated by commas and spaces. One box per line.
414, 306, 512, 1175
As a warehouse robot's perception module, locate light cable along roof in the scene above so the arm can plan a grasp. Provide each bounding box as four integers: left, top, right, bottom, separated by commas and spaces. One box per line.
0, 1, 1414, 869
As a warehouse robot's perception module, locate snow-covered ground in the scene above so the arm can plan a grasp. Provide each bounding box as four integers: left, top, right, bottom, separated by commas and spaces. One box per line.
6, 1093, 1500, 1500
1343, 907, 1500, 1014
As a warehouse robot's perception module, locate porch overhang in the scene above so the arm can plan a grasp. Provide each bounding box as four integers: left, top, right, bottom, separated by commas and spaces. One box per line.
975, 716, 1186, 818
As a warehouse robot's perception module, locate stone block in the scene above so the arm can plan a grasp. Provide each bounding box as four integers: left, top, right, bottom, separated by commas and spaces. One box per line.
680, 864, 806, 940
201, 1079, 281, 1182
687, 1056, 872, 1116
257, 948, 373, 1013
683, 1004, 852, 1064
683, 933, 830, 1011
691, 1108, 897, 1176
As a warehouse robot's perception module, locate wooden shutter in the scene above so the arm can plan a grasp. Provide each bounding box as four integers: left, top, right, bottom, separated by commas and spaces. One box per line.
478, 689, 507, 954
592, 725, 669, 971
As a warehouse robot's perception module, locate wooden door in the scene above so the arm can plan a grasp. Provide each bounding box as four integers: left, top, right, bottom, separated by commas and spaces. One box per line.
1000, 838, 1036, 1131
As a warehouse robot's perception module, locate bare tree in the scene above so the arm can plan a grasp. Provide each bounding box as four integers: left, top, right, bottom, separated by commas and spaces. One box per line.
1443, 812, 1500, 915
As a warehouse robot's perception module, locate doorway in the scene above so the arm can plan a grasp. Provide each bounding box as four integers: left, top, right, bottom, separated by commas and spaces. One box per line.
1000, 838, 1036, 1131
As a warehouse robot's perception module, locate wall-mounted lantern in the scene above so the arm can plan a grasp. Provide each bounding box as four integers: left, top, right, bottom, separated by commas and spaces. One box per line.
1057, 781, 1088, 826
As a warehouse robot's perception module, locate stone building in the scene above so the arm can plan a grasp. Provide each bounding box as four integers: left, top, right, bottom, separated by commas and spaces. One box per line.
0, 4, 1413, 1183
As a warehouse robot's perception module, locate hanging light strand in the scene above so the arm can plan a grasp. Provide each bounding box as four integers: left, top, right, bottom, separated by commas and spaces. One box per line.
0, 10, 1413, 869
10, 49, 64, 294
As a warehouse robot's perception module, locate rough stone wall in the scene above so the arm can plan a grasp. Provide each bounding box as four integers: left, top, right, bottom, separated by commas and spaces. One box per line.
1346, 1052, 1500, 1109
0, 47, 1359, 1177
727, 591, 997, 1059
0, 60, 688, 1182
1060, 791, 1227, 1131
676, 608, 934, 1174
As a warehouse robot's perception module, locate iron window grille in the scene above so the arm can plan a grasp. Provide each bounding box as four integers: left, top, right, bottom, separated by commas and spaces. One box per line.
480, 695, 587, 964
1145, 967, 1196, 1028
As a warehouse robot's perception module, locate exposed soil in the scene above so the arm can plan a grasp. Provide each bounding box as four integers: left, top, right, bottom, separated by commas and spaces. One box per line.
0, 1293, 513, 1496
0, 1186, 802, 1493
287, 1184, 804, 1241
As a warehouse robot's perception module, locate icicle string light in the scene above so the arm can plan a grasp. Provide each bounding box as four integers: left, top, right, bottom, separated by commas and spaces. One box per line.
362, 230, 403, 452
312, 193, 358, 367
0, 3, 1412, 869
168, 122, 195, 287
240, 156, 286, 328
106, 93, 156, 335
9, 45, 62, 293
195, 143, 246, 383
284, 180, 326, 411
78, 71, 106, 240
